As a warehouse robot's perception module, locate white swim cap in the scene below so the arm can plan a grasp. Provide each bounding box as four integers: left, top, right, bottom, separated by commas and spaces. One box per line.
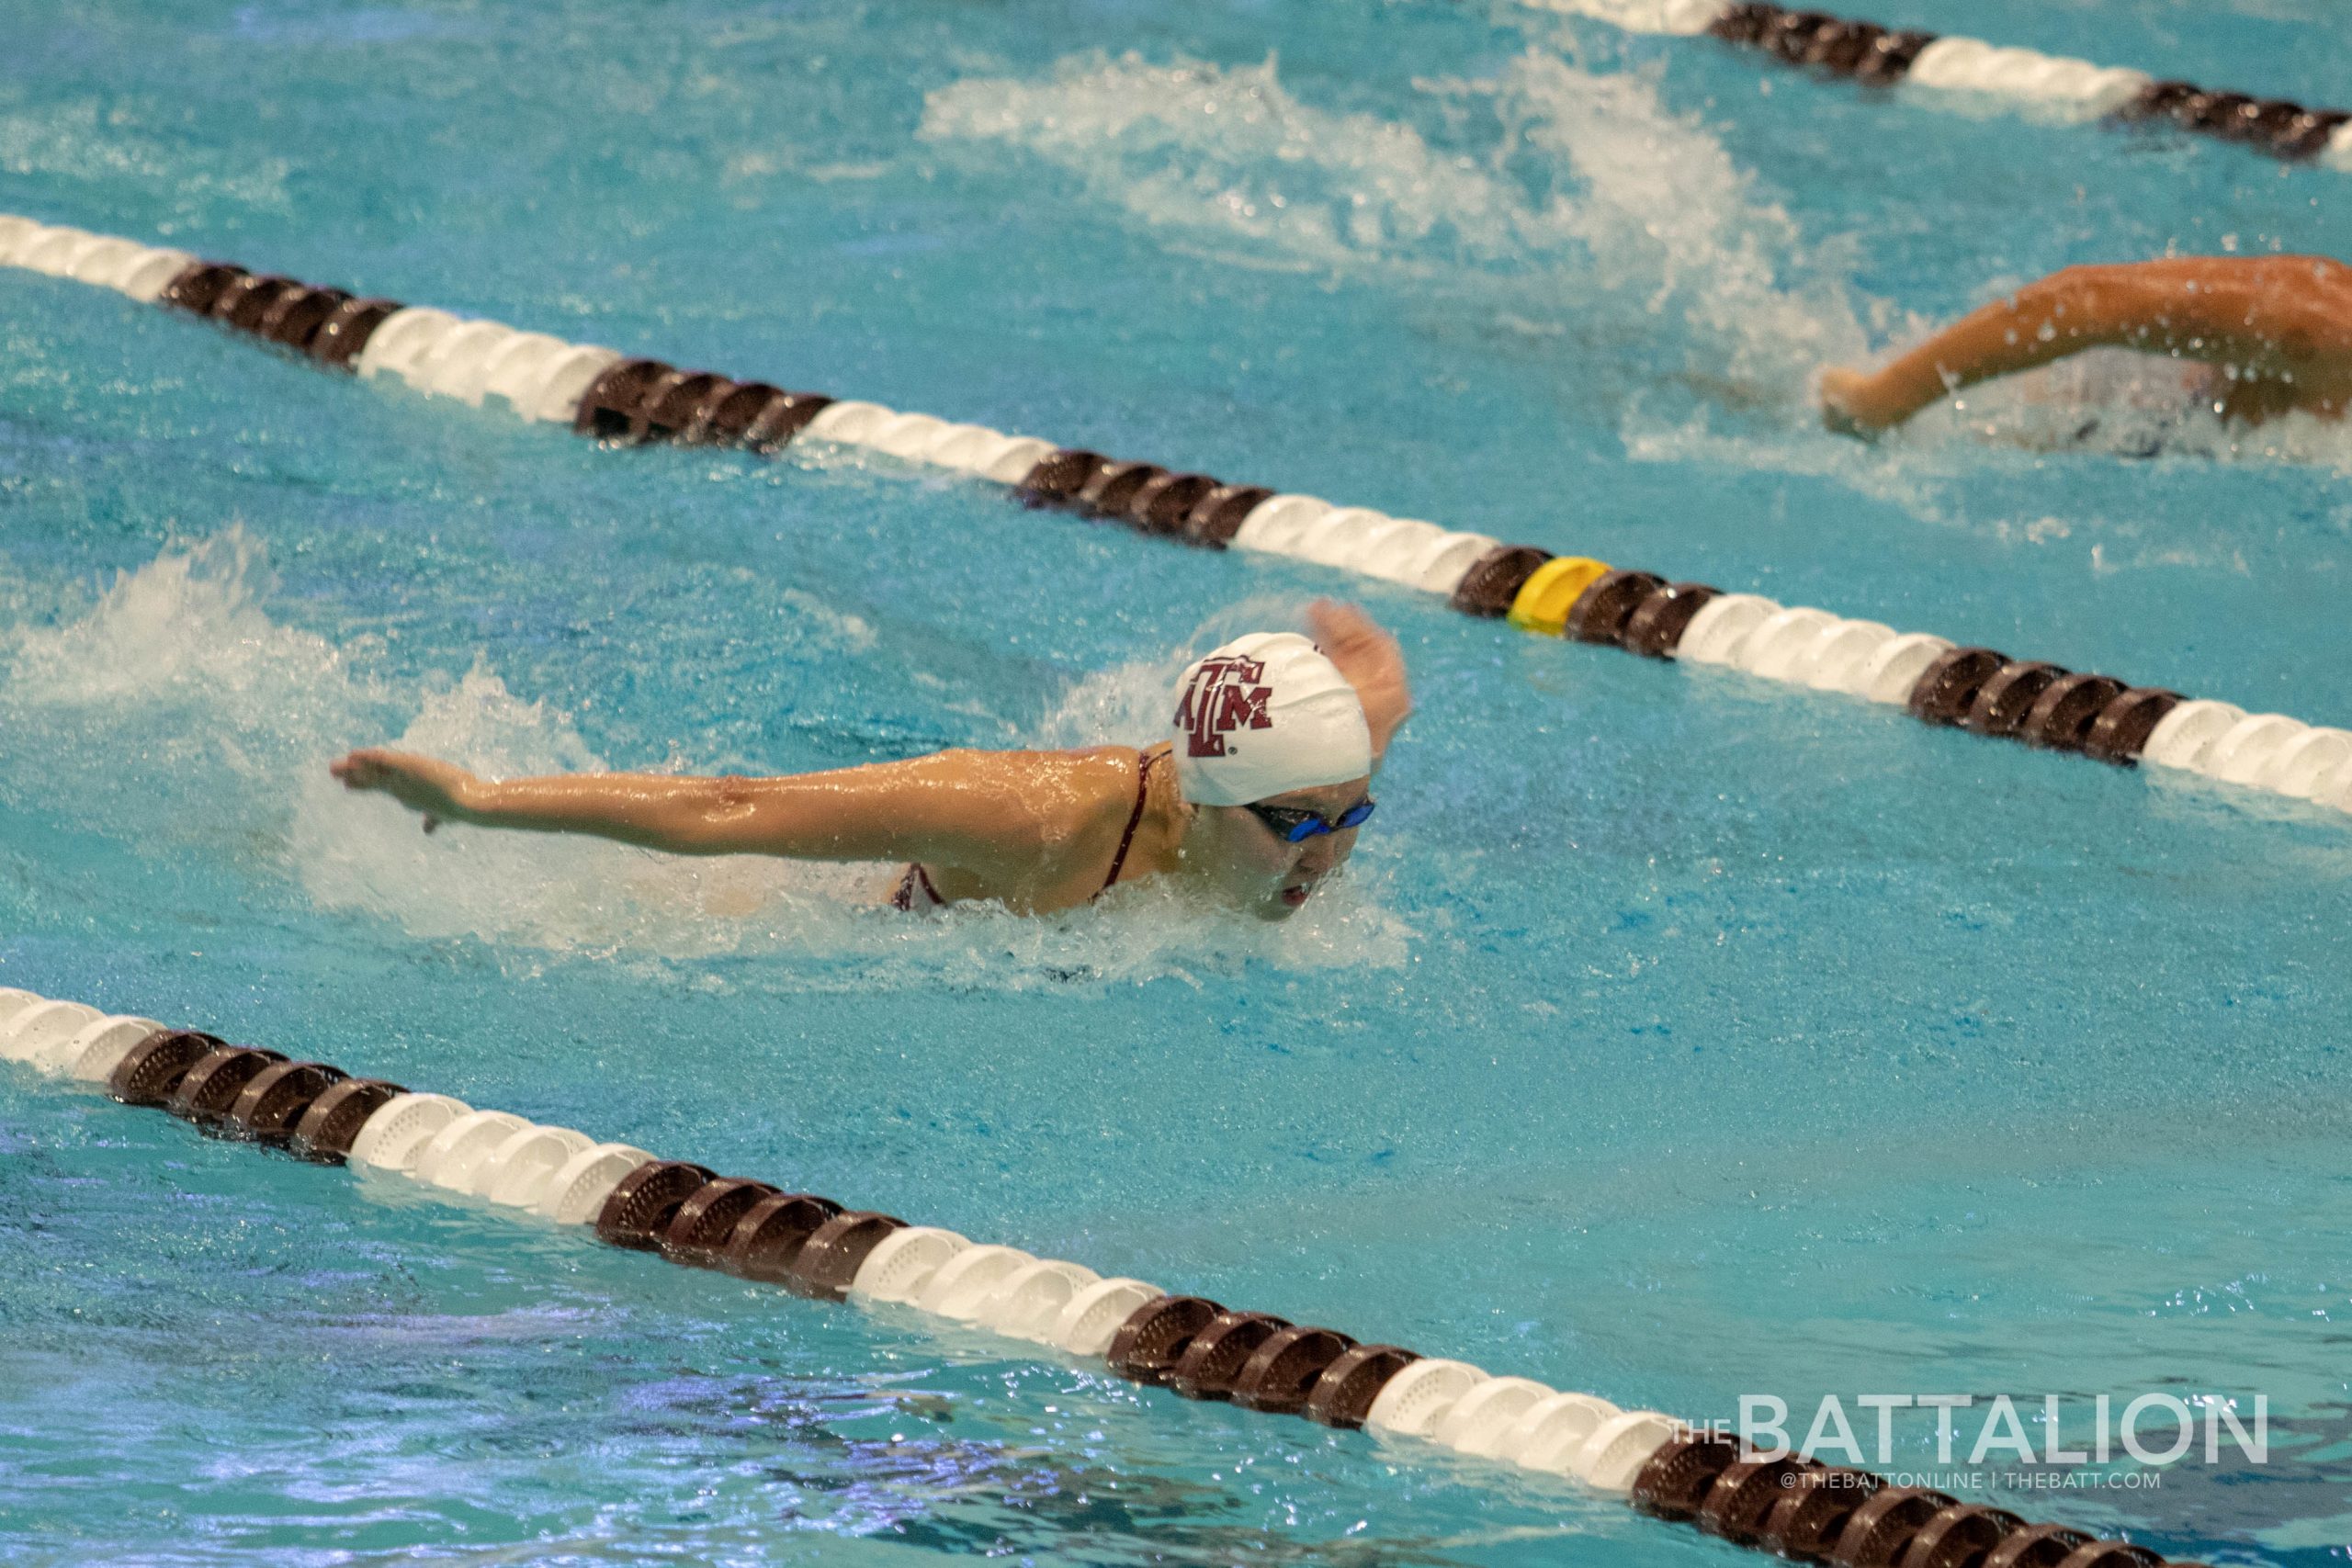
1170, 633, 1372, 807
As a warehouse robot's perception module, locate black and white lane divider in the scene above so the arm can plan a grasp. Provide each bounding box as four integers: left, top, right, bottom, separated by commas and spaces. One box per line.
4, 211, 2350, 823
1527, 1, 2352, 167
0, 985, 2211, 1568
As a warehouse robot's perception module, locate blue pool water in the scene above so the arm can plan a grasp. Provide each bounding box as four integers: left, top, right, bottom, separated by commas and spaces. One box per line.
6, 1, 2352, 1562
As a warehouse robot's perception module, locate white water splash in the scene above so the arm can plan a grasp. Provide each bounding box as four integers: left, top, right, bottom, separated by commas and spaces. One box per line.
5, 527, 368, 737
1488, 51, 1867, 386
923, 53, 1527, 269
1, 527, 400, 829
920, 49, 1866, 395
0, 532, 1407, 984
1905, 349, 2352, 470
1030, 592, 1309, 751
1624, 342, 2352, 547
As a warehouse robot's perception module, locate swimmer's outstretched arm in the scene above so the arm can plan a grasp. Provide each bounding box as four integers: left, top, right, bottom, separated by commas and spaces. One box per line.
328, 746, 1085, 875
1306, 599, 1412, 767
1820, 256, 2352, 435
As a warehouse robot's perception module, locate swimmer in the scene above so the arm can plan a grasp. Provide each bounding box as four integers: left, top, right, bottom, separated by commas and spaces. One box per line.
329, 599, 1409, 921
1818, 255, 2352, 438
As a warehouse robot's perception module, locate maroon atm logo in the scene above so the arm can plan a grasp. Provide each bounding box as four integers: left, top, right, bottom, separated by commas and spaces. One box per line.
1178, 655, 1273, 758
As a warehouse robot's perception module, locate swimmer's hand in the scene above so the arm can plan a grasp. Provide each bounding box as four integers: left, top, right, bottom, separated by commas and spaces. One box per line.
1818, 367, 1887, 442
1306, 599, 1412, 766
330, 748, 481, 834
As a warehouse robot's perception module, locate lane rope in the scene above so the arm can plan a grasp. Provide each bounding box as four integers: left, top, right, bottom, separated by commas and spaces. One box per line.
4, 210, 2349, 825
0, 985, 2211, 1567
1525, 1, 2352, 169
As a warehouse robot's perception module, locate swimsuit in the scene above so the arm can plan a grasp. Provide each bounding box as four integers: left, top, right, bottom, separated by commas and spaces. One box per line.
890, 749, 1159, 911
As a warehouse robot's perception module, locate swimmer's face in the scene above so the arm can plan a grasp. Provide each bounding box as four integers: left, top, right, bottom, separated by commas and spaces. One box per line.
1193, 775, 1373, 921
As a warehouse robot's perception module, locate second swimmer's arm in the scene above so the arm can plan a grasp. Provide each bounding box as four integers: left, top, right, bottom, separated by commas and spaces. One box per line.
1821, 260, 2338, 435
331, 747, 1057, 871
1822, 267, 2165, 434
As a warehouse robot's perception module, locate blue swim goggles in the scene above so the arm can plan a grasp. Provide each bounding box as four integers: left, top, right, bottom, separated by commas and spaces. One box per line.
1246, 797, 1376, 844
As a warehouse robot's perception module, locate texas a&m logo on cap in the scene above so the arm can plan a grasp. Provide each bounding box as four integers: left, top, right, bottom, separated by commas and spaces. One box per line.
1176, 654, 1273, 758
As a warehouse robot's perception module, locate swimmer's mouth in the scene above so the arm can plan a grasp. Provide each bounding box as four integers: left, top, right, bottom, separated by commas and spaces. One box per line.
1280, 886, 1310, 908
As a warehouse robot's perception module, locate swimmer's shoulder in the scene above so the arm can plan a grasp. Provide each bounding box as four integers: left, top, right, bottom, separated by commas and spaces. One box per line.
922, 745, 1151, 857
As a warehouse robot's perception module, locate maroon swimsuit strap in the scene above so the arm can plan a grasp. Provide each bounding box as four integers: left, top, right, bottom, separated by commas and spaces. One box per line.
890, 861, 942, 912
1095, 750, 1159, 899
